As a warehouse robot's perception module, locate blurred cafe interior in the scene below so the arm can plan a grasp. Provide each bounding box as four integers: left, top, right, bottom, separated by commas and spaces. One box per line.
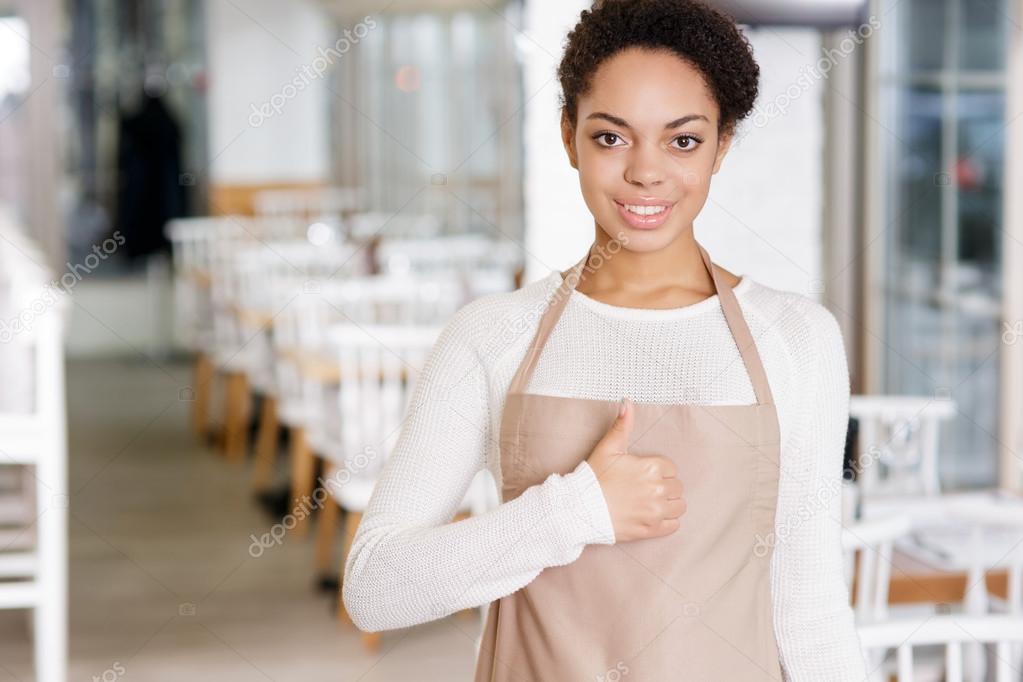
1, 0, 1023, 679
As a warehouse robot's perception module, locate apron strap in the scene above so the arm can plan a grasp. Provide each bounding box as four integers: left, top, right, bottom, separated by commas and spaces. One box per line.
508, 239, 775, 406
695, 242, 775, 406
507, 244, 591, 394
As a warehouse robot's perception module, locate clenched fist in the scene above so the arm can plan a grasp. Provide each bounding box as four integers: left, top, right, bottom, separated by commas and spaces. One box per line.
585, 398, 687, 542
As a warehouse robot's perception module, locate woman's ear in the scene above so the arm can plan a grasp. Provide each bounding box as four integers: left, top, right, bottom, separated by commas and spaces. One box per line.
711, 128, 734, 175
560, 109, 579, 170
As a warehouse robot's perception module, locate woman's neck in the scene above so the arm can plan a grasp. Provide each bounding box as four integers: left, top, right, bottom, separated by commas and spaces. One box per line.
568, 226, 739, 309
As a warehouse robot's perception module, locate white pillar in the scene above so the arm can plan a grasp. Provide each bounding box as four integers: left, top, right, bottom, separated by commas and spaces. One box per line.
521, 0, 590, 283
999, 0, 1023, 492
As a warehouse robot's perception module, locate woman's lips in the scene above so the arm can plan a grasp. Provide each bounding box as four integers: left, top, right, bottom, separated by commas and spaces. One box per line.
615, 200, 674, 230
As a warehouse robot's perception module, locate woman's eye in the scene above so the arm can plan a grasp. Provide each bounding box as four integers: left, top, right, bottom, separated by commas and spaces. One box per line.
594, 132, 623, 147
673, 135, 700, 151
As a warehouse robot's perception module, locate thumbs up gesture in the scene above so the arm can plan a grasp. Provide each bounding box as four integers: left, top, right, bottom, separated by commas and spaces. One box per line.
585, 398, 687, 543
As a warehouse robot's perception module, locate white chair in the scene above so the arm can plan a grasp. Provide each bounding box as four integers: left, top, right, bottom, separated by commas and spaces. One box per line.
376, 234, 521, 302
843, 514, 915, 624
843, 514, 924, 676
166, 216, 299, 447
165, 217, 218, 354
849, 395, 957, 499
0, 308, 68, 682
852, 495, 1023, 681
326, 323, 491, 651
945, 500, 1023, 678
210, 229, 362, 461
377, 234, 520, 270
857, 614, 1023, 682
165, 217, 230, 442
233, 240, 367, 399
302, 275, 463, 455
285, 273, 462, 538
345, 211, 441, 241
238, 240, 368, 491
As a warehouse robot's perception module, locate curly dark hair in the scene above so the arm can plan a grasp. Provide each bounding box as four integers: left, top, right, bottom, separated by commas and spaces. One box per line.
557, 0, 760, 136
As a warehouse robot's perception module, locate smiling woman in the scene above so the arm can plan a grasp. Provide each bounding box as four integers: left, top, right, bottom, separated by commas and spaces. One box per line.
556, 0, 759, 297
340, 2, 868, 680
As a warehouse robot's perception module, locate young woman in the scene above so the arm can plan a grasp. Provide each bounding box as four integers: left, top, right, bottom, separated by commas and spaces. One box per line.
343, 1, 868, 679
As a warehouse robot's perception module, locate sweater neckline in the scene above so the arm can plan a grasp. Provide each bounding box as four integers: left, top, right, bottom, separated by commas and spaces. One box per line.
553, 270, 754, 321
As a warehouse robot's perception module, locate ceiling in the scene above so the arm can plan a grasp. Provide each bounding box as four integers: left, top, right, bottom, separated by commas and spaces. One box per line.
319, 0, 869, 27
714, 0, 869, 27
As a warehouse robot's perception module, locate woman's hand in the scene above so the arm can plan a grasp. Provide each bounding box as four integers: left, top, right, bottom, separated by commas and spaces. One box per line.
584, 398, 687, 543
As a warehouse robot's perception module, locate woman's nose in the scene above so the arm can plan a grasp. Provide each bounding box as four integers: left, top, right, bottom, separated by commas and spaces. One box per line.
624, 142, 666, 187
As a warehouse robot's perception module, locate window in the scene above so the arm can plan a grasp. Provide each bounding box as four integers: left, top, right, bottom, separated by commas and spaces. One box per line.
873, 0, 1010, 488
329, 8, 525, 240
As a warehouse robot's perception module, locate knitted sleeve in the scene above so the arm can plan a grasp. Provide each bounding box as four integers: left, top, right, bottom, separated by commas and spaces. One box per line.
341, 298, 617, 633
770, 302, 869, 680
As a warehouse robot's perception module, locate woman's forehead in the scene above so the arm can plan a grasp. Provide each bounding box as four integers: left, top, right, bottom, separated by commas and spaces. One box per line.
579, 49, 719, 126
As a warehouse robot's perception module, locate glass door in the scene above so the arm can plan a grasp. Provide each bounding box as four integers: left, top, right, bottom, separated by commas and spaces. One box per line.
871, 0, 1011, 489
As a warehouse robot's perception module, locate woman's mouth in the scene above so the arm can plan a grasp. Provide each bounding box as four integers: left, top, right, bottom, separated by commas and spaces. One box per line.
614, 200, 674, 230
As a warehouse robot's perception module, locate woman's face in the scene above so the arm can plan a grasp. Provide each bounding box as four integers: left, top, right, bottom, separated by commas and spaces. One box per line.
562, 47, 732, 253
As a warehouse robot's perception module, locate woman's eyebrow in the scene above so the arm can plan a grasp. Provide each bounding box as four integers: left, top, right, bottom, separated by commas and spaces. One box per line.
585, 112, 709, 129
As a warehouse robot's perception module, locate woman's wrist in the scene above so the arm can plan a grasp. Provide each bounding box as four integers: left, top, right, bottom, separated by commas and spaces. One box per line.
554, 459, 617, 546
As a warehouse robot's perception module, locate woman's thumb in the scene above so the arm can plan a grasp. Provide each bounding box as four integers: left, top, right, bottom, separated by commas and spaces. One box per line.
591, 398, 633, 469
610, 397, 633, 437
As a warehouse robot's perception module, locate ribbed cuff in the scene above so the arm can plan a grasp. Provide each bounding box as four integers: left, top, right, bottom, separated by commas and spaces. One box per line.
559, 459, 617, 545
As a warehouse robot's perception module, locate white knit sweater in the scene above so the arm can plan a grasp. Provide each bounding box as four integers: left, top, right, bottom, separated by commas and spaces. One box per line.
342, 267, 869, 680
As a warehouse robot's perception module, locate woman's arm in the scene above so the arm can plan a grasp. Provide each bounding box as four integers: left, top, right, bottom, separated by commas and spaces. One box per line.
341, 301, 616, 633
772, 303, 869, 680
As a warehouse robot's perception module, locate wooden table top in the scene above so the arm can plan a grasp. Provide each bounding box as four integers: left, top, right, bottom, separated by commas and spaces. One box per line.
860, 548, 1010, 606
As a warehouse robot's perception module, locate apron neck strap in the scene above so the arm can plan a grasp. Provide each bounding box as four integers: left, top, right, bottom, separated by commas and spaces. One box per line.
508, 240, 775, 406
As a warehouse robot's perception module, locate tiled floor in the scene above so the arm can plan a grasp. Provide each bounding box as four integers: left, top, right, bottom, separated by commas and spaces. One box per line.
0, 357, 481, 681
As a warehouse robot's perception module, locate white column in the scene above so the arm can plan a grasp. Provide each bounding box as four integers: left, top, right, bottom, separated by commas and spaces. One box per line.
999, 0, 1023, 492
521, 0, 590, 283
702, 28, 825, 294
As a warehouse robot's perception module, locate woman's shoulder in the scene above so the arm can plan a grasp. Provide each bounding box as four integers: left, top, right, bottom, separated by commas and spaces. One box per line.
436, 271, 562, 356
738, 277, 845, 357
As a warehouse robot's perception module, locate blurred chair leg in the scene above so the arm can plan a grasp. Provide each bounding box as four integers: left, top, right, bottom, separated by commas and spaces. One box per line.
192, 352, 214, 440
315, 494, 340, 579
338, 509, 361, 626
289, 427, 314, 537
250, 395, 279, 492
222, 372, 250, 462
361, 630, 382, 652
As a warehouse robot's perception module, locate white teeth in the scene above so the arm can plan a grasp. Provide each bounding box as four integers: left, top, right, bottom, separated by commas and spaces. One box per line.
624, 204, 666, 216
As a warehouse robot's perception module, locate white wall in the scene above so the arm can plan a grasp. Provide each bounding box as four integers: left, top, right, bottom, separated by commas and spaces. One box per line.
205, 0, 332, 184
520, 0, 591, 283
521, 13, 825, 298
702, 29, 824, 296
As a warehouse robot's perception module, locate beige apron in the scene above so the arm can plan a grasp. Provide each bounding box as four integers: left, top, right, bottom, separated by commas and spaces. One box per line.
473, 240, 784, 681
